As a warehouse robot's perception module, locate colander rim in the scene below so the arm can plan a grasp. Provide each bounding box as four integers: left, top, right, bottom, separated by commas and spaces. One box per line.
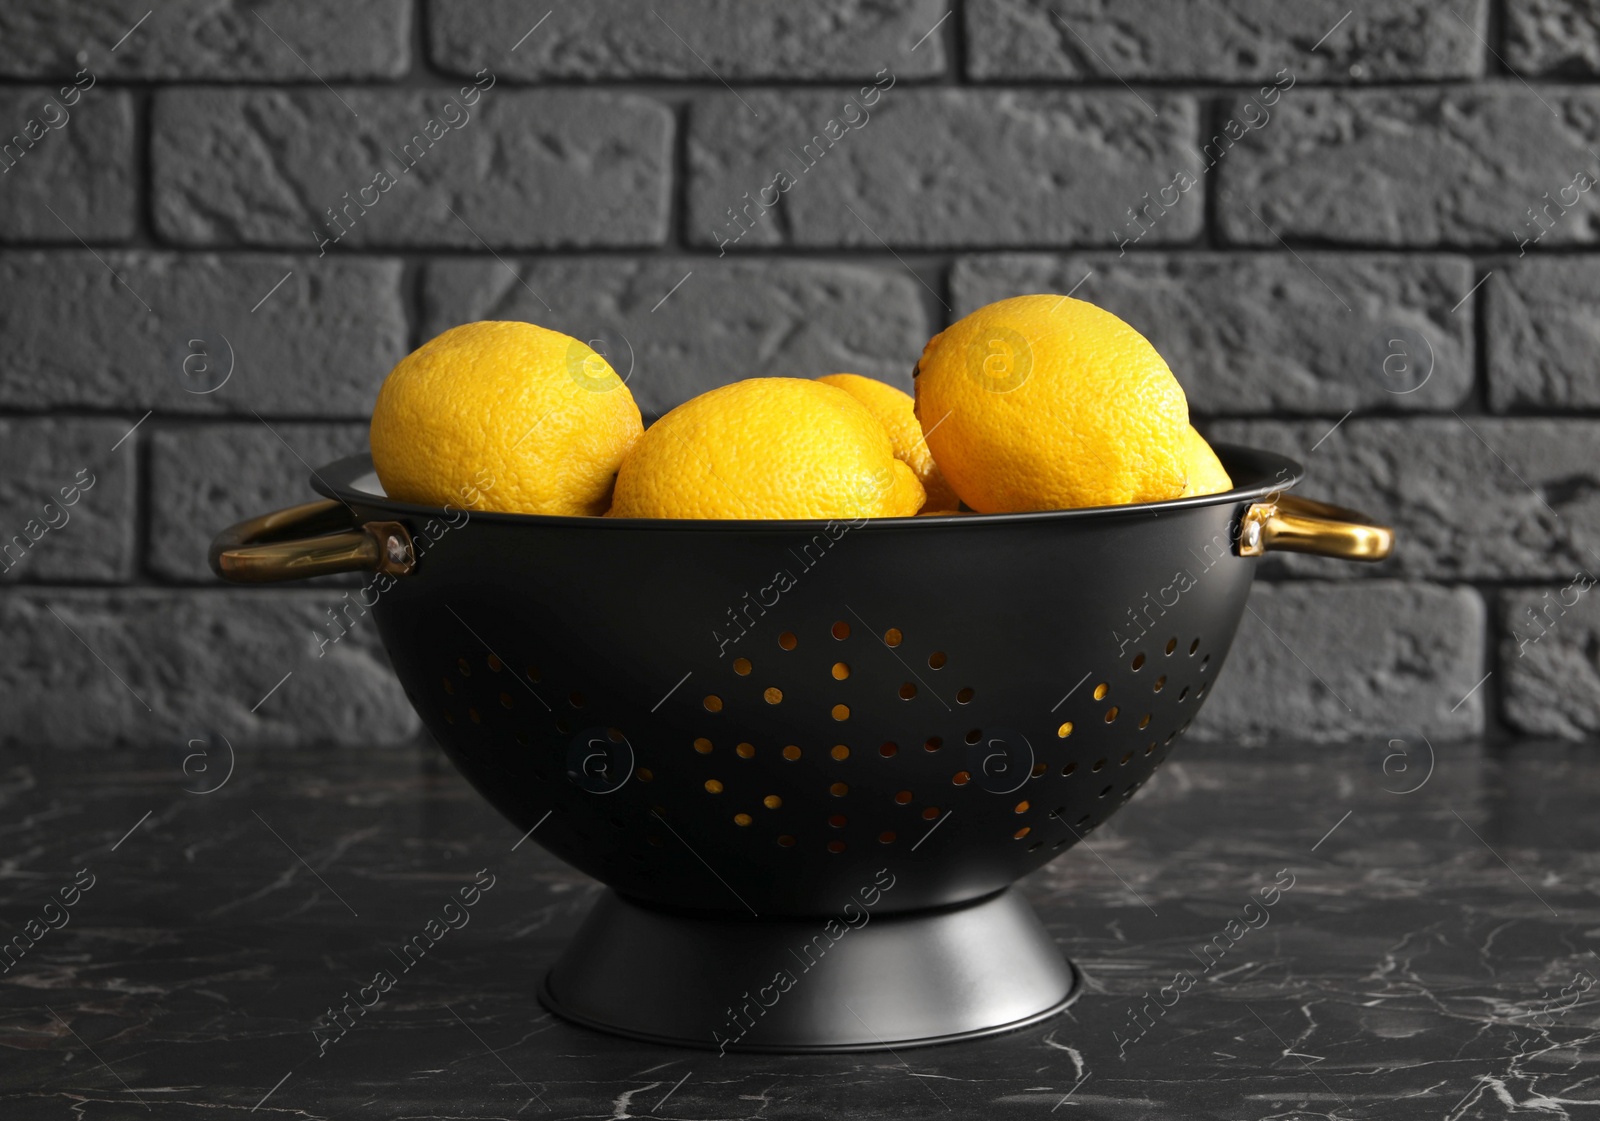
310, 443, 1304, 531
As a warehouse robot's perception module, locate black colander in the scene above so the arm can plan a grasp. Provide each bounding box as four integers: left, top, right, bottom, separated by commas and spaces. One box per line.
210, 445, 1391, 1051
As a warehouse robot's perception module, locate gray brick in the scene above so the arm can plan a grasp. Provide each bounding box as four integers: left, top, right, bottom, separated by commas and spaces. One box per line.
1208, 418, 1600, 582
422, 258, 931, 415
0, 419, 133, 584
1191, 582, 1486, 744
1215, 88, 1600, 248
153, 88, 672, 249
966, 0, 1485, 81
0, 86, 133, 241
1506, 0, 1600, 76
0, 1, 409, 79
429, 0, 946, 80
687, 90, 1200, 249
0, 590, 417, 749
149, 423, 368, 582
1500, 585, 1600, 738
1487, 259, 1600, 410
952, 253, 1474, 414
0, 252, 406, 414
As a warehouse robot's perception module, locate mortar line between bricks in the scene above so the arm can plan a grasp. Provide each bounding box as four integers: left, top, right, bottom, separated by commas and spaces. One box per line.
666, 99, 691, 251
1467, 261, 1494, 414
22, 243, 1600, 259
947, 0, 969, 84
16, 77, 1600, 92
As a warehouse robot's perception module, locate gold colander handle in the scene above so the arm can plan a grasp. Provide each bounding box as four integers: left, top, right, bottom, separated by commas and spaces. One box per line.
209, 499, 415, 583
1238, 493, 1394, 561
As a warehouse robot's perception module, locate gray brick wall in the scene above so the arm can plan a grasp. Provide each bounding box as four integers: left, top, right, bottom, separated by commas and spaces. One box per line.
0, 1, 1592, 748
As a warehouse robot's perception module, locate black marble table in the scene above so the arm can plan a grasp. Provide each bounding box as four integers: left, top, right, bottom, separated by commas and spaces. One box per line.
3, 738, 1597, 1120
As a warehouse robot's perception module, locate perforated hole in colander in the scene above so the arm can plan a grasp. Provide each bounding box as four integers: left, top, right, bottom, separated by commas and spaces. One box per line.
832, 662, 850, 680
928, 651, 947, 669
733, 657, 752, 675
831, 621, 850, 640
884, 628, 903, 647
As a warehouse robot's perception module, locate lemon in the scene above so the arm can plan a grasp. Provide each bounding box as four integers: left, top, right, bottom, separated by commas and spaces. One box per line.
914, 295, 1189, 512
817, 373, 960, 512
609, 378, 925, 520
370, 321, 642, 516
1179, 425, 1233, 497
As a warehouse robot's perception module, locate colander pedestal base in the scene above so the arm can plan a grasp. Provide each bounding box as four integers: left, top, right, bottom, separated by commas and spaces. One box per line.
540, 887, 1080, 1053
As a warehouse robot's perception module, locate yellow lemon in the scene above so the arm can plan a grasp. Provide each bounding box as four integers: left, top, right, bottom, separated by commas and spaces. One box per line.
1179, 425, 1233, 497
914, 295, 1189, 512
610, 378, 924, 520
370, 321, 642, 516
818, 372, 961, 512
